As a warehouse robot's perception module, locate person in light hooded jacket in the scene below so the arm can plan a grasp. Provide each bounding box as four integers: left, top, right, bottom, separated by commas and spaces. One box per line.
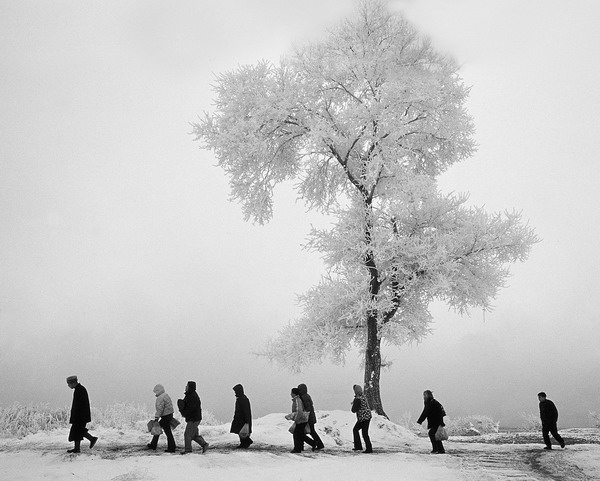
147, 384, 176, 452
177, 381, 209, 454
298, 383, 324, 450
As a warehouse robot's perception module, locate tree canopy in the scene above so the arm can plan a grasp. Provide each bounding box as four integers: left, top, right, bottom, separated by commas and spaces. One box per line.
193, 0, 538, 415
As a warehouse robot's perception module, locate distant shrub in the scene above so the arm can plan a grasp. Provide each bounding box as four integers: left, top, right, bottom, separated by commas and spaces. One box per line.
520, 412, 541, 432
0, 402, 221, 438
200, 410, 222, 426
395, 411, 421, 434
0, 403, 70, 438
89, 403, 150, 430
590, 411, 600, 428
446, 415, 499, 436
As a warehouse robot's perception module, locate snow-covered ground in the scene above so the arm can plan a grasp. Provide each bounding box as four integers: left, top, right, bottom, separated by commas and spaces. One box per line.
1, 411, 599, 480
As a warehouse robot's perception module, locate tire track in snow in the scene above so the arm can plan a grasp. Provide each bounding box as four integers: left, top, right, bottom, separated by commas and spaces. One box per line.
453, 446, 588, 481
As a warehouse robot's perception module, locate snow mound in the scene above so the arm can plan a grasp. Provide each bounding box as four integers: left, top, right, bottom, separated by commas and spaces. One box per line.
199, 410, 418, 449
0, 410, 418, 453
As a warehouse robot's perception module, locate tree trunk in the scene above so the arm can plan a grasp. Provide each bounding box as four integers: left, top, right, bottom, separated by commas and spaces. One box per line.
361, 197, 388, 418
364, 315, 388, 418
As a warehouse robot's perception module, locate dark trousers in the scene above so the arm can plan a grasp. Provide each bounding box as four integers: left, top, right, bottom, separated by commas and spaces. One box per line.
542, 422, 564, 448
69, 423, 94, 451
353, 419, 372, 451
308, 421, 324, 449
293, 422, 315, 451
184, 420, 208, 452
150, 414, 176, 451
428, 426, 445, 453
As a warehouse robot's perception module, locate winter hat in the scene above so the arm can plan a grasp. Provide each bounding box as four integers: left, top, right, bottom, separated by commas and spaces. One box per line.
187, 381, 196, 392
66, 376, 78, 384
291, 387, 300, 395
353, 384, 363, 395
153, 384, 165, 396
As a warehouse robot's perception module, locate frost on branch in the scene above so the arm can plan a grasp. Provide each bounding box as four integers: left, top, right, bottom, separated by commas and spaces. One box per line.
264, 175, 538, 371
192, 2, 475, 224
194, 1, 538, 413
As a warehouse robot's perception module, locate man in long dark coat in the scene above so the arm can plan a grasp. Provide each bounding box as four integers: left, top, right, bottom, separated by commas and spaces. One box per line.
417, 389, 446, 454
66, 375, 98, 453
230, 384, 253, 448
538, 392, 565, 450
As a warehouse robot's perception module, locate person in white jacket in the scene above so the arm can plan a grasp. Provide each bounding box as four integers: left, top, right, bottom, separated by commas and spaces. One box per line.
147, 384, 177, 452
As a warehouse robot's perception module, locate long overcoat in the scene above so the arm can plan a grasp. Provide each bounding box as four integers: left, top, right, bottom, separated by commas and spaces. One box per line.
68, 383, 91, 441
230, 384, 252, 434
417, 398, 446, 430
297, 384, 317, 425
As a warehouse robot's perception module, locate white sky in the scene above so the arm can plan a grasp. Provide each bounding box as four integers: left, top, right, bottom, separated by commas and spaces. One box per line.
1, 0, 599, 428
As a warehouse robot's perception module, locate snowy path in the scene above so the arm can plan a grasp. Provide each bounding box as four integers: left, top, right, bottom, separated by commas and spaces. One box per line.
452, 444, 595, 480
1, 441, 599, 480
1, 414, 599, 480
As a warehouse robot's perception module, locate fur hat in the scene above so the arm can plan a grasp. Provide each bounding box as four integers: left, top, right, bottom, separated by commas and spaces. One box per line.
66, 375, 78, 384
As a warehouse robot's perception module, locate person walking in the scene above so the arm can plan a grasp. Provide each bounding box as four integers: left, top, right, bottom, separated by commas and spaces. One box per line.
147, 384, 177, 453
285, 387, 315, 453
177, 381, 208, 454
538, 392, 565, 450
351, 384, 372, 453
417, 389, 446, 454
66, 376, 98, 453
230, 384, 253, 448
298, 383, 324, 451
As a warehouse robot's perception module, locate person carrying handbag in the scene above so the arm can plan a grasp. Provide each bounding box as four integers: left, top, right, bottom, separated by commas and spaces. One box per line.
285, 387, 315, 453
178, 381, 209, 454
417, 389, 447, 454
147, 384, 176, 453
230, 384, 253, 448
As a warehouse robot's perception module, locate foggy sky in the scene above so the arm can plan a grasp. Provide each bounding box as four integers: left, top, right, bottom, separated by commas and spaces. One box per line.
1, 0, 599, 428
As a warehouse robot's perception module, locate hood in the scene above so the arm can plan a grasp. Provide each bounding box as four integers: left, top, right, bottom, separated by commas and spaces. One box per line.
233, 384, 244, 396
353, 384, 363, 395
186, 381, 197, 393
153, 384, 165, 396
297, 383, 308, 395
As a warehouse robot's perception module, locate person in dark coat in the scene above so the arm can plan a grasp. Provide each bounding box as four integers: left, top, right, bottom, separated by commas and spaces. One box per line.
298, 383, 324, 451
230, 384, 253, 448
177, 381, 208, 454
417, 389, 446, 454
351, 384, 372, 453
66, 375, 98, 453
285, 387, 315, 453
538, 392, 565, 450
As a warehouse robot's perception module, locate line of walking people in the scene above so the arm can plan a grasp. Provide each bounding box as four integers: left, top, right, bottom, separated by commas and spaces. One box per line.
148, 381, 254, 454
66, 375, 566, 456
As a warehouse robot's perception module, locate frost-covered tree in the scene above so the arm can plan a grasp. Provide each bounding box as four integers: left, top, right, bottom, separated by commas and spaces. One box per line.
193, 0, 538, 416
